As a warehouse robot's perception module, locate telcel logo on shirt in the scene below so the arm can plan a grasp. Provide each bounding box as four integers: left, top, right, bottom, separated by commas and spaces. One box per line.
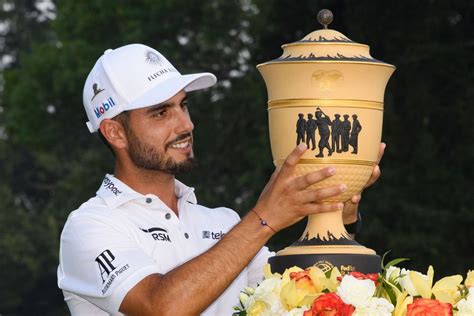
202, 230, 225, 240
93, 97, 116, 118
140, 227, 171, 242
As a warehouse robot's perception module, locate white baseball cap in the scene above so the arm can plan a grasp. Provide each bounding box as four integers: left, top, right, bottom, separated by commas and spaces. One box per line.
83, 43, 217, 133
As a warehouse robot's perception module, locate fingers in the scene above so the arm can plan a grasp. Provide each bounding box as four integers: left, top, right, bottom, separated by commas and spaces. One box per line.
365, 164, 381, 188
376, 142, 386, 165
299, 184, 347, 203
278, 143, 307, 179
304, 202, 344, 215
293, 166, 336, 190
350, 194, 361, 204
364, 142, 385, 188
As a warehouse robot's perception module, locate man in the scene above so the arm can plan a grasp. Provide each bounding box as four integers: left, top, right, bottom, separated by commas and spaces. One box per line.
314, 108, 333, 157
296, 113, 306, 145
331, 114, 343, 153
349, 114, 363, 154
57, 44, 383, 315
305, 113, 317, 150
341, 114, 351, 152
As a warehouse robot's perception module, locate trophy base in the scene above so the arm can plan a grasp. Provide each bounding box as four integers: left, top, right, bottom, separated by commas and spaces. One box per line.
268, 252, 381, 275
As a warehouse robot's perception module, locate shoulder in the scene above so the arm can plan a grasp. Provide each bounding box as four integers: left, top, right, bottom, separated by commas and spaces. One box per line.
60, 196, 129, 242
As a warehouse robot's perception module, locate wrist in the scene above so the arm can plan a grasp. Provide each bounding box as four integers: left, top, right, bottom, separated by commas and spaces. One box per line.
343, 212, 358, 225
250, 209, 276, 234
344, 211, 362, 234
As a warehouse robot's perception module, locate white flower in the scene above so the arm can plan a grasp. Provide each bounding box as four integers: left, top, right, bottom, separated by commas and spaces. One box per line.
337, 275, 376, 308
385, 266, 401, 284
243, 277, 284, 315
353, 297, 394, 316
455, 287, 474, 316
398, 268, 428, 296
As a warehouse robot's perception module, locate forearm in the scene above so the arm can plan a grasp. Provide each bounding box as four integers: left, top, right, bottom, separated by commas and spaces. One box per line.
121, 145, 346, 315
132, 212, 272, 315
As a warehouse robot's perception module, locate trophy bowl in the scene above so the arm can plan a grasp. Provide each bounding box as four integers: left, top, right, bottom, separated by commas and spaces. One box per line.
257, 9, 395, 274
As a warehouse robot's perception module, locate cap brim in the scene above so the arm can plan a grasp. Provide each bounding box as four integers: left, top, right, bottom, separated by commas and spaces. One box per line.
127, 72, 216, 111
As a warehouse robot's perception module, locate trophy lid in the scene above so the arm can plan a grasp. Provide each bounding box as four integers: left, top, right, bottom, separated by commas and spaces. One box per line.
258, 9, 395, 69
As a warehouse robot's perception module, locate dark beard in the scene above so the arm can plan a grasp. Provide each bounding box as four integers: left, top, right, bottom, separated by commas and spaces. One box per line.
126, 128, 195, 174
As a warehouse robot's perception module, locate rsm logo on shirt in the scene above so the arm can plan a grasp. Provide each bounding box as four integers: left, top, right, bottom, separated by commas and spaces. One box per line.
140, 227, 172, 242
202, 230, 225, 240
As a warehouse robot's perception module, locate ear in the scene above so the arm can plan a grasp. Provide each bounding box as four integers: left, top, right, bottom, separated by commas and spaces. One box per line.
99, 119, 128, 150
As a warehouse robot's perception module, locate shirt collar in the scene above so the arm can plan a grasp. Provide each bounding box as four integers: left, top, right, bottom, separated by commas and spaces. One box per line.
96, 174, 197, 209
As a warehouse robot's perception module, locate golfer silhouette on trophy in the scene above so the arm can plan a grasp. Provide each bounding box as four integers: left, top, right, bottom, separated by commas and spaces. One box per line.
306, 113, 317, 150
315, 107, 333, 157
296, 113, 306, 145
341, 114, 351, 152
331, 114, 343, 153
349, 114, 362, 154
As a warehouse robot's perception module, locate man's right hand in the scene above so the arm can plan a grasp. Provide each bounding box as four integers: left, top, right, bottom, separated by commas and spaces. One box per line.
252, 143, 346, 232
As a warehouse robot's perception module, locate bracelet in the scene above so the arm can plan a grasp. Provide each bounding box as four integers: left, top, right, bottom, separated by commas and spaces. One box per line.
344, 211, 362, 234
250, 209, 276, 233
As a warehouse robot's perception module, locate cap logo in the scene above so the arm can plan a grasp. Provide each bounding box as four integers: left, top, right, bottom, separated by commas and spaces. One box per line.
145, 51, 163, 66
93, 97, 116, 119
91, 83, 105, 101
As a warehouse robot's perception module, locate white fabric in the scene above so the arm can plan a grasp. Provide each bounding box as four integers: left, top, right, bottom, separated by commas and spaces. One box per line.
83, 44, 217, 133
57, 175, 272, 315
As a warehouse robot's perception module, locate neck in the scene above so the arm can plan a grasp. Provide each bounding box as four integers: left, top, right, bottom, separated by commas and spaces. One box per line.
114, 159, 179, 215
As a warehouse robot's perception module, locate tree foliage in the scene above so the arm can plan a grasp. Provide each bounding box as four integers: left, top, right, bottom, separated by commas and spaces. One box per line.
0, 0, 473, 314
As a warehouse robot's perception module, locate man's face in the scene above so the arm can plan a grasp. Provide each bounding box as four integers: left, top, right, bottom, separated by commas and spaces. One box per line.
123, 90, 195, 174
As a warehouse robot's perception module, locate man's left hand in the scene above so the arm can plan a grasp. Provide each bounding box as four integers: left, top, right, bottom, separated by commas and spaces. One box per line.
342, 142, 386, 225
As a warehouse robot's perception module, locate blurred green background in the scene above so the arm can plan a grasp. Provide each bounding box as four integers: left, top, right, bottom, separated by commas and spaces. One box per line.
0, 0, 473, 314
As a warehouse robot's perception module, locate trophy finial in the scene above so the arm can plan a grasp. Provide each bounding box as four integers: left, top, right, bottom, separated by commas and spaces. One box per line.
317, 9, 333, 29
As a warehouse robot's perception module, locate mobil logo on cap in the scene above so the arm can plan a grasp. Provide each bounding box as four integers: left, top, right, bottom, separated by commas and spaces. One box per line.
93, 97, 116, 119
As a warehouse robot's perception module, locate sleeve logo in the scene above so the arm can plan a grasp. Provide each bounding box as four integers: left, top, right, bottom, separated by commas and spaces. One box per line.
95, 249, 116, 283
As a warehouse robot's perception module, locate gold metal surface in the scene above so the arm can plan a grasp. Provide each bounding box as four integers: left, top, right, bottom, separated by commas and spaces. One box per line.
277, 245, 377, 255
275, 159, 376, 166
268, 99, 384, 111
257, 60, 396, 69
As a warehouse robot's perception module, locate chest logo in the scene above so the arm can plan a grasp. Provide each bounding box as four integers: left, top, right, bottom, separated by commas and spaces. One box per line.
140, 227, 172, 242
202, 230, 225, 240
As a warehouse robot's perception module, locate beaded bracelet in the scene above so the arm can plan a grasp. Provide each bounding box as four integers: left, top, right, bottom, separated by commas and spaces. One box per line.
250, 209, 276, 233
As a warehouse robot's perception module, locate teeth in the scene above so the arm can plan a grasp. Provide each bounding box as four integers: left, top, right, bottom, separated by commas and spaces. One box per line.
171, 141, 189, 149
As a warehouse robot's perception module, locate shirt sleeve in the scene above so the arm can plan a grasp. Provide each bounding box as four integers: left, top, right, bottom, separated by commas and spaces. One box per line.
57, 212, 161, 314
247, 246, 275, 287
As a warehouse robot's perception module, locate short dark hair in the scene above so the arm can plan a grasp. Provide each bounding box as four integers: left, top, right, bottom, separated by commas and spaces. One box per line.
97, 111, 130, 155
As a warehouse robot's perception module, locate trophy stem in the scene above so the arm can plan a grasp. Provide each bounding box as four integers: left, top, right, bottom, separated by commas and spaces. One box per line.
270, 211, 380, 274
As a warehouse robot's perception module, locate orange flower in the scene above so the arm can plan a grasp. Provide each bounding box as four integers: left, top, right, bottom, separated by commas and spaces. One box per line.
337, 271, 379, 286
304, 293, 355, 316
407, 298, 452, 316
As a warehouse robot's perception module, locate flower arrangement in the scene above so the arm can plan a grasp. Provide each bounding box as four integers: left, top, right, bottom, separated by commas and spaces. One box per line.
234, 256, 474, 316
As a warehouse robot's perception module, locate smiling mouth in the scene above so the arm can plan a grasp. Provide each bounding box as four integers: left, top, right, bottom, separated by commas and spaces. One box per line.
170, 139, 191, 149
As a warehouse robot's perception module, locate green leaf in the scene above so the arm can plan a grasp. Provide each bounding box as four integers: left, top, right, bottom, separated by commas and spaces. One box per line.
385, 258, 410, 270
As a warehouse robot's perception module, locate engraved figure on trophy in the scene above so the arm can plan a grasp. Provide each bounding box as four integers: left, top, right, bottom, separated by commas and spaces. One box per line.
331, 114, 343, 153
349, 114, 362, 154
295, 113, 306, 145
341, 114, 351, 152
314, 107, 333, 157
305, 113, 317, 150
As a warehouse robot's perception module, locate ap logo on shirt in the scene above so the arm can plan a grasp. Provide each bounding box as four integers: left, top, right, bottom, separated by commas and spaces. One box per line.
95, 249, 116, 283
95, 249, 130, 295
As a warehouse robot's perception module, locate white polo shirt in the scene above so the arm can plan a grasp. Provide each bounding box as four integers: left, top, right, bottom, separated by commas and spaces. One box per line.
57, 174, 272, 315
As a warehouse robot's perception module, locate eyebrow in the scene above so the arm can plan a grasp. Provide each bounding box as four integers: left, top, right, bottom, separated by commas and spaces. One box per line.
146, 96, 188, 113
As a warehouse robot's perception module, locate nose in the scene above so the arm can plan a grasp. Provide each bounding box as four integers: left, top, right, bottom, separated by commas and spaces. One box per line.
175, 107, 194, 133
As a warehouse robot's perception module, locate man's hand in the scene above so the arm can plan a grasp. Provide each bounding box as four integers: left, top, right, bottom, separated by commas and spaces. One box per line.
254, 143, 346, 232
342, 142, 386, 225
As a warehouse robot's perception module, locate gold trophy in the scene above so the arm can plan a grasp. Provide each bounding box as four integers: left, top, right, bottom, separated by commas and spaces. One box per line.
257, 9, 395, 274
